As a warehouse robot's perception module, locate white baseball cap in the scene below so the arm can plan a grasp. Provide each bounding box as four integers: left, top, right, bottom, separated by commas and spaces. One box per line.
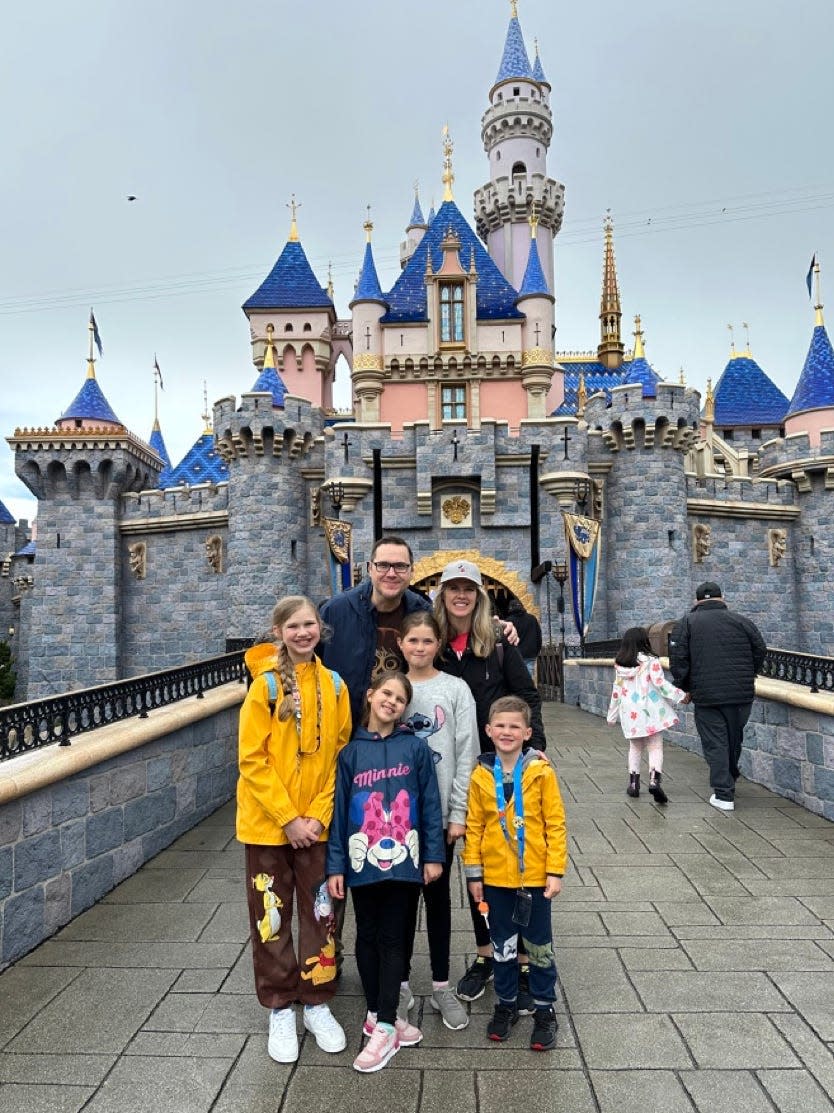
439, 559, 483, 586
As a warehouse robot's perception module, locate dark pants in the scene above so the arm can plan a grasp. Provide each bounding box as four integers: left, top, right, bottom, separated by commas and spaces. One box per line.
352, 881, 421, 1025
404, 836, 456, 983
484, 884, 557, 1006
244, 842, 337, 1010
694, 702, 751, 801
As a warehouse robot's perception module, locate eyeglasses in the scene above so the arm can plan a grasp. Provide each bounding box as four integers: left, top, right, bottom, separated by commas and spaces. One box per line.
370, 561, 412, 575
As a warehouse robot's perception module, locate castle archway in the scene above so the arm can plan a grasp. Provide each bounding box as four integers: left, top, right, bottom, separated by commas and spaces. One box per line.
411, 551, 539, 619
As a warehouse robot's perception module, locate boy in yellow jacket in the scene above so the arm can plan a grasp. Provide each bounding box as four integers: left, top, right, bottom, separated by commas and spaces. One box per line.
463, 696, 567, 1051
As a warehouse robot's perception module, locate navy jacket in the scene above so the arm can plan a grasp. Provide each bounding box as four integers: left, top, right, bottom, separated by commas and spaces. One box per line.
320, 580, 430, 724
669, 600, 766, 706
326, 725, 445, 888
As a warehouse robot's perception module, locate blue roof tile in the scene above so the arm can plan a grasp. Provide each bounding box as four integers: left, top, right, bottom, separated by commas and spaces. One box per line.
351, 242, 386, 305
59, 377, 121, 426
168, 432, 229, 486
427, 203, 436, 225
408, 195, 426, 228
250, 366, 289, 409
552, 361, 632, 415
243, 240, 334, 311
786, 325, 834, 418
148, 423, 175, 488
0, 499, 15, 525
532, 50, 548, 84
713, 355, 790, 425
15, 540, 36, 557
517, 237, 550, 299
495, 15, 533, 85
381, 200, 523, 324
624, 355, 662, 399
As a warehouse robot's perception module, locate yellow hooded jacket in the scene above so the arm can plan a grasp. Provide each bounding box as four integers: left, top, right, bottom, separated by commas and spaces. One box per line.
463, 750, 568, 888
236, 643, 352, 846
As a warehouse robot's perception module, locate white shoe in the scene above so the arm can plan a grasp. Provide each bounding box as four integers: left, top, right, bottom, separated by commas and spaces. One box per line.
268, 1006, 299, 1063
397, 982, 415, 1020
303, 1003, 347, 1053
709, 794, 735, 812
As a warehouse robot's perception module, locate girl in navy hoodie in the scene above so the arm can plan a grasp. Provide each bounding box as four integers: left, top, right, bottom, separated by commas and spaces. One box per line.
327, 670, 445, 1073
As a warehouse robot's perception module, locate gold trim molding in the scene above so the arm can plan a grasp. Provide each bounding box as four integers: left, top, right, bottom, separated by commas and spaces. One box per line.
521, 347, 554, 367
411, 550, 539, 617
353, 353, 384, 372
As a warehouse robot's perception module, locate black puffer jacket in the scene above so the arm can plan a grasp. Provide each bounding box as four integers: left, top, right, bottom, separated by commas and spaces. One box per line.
669, 600, 766, 706
438, 638, 546, 752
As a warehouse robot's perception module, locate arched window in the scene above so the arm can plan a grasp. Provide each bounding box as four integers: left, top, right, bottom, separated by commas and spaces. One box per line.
284, 323, 294, 333
303, 322, 312, 332
439, 282, 465, 344
512, 161, 526, 178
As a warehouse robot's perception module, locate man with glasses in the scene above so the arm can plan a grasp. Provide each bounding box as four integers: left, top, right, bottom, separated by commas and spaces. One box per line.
320, 536, 430, 725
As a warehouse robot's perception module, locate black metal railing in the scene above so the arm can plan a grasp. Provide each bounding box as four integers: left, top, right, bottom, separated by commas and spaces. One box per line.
759, 648, 834, 693
0, 651, 246, 762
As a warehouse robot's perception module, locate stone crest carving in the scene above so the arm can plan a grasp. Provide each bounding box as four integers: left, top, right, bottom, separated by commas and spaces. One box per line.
441, 494, 472, 527
768, 528, 787, 567
128, 542, 147, 580
205, 534, 223, 573
692, 523, 711, 563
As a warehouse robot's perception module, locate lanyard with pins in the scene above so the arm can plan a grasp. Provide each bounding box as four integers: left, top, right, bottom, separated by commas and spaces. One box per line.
493, 755, 525, 879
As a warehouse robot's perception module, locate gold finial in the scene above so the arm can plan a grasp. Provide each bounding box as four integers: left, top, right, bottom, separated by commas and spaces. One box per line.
633, 314, 645, 359
86, 315, 97, 378
441, 124, 455, 203
287, 194, 301, 242
742, 321, 752, 356
202, 380, 212, 434
577, 371, 587, 417
679, 366, 686, 386
364, 204, 373, 244
814, 256, 825, 327
528, 206, 539, 238
704, 377, 715, 424
510, 0, 518, 18
264, 323, 276, 369
327, 262, 335, 301
727, 322, 736, 356
534, 35, 539, 57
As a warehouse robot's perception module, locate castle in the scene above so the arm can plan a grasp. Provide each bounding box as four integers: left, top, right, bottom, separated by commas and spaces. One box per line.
4, 2, 834, 701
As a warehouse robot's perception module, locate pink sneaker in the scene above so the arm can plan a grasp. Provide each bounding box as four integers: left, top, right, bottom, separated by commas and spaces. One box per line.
362, 1011, 377, 1037
395, 1016, 423, 1046
353, 1024, 399, 1073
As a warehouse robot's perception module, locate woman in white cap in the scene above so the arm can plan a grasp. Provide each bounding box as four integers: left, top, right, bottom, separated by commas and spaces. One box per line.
433, 558, 545, 1010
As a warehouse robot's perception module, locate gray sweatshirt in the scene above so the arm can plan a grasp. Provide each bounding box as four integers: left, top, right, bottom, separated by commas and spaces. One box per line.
404, 672, 479, 827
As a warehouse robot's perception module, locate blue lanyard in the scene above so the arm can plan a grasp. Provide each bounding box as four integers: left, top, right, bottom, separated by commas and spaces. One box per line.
493, 755, 525, 877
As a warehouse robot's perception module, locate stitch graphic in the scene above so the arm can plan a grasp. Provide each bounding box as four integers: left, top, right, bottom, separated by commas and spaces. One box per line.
300, 936, 337, 984
348, 789, 419, 872
493, 934, 519, 962
520, 938, 555, 968
251, 872, 283, 943
406, 706, 446, 764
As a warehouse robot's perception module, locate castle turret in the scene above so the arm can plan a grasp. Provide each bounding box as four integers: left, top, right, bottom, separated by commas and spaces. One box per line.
597, 216, 624, 369
400, 185, 429, 268
516, 214, 559, 417
784, 260, 834, 448
6, 319, 162, 697
474, 0, 565, 294
350, 216, 388, 423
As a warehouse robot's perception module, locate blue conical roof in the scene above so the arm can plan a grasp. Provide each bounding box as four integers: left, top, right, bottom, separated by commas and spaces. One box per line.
381, 200, 523, 324
427, 203, 436, 225
532, 49, 548, 84
168, 432, 229, 486
0, 499, 15, 525
786, 325, 834, 417
351, 242, 386, 305
495, 14, 534, 85
59, 376, 121, 426
148, 422, 175, 488
517, 237, 550, 299
712, 355, 789, 425
243, 240, 334, 311
624, 356, 662, 398
250, 365, 288, 409
408, 195, 426, 228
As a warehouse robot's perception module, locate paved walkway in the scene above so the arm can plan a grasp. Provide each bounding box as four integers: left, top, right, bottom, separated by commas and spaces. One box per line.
2, 704, 834, 1113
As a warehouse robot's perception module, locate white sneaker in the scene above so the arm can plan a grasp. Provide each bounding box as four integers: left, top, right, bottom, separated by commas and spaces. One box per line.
709, 794, 735, 812
397, 982, 415, 1020
268, 1006, 299, 1063
303, 1003, 347, 1053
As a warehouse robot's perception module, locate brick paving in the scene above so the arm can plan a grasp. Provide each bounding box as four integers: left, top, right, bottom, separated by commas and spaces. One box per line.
1, 702, 833, 1112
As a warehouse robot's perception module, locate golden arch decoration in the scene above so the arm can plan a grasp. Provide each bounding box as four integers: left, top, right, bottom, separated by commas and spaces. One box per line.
411, 550, 539, 619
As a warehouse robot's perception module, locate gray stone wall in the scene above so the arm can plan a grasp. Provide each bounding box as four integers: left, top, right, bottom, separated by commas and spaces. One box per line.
0, 702, 239, 968
565, 660, 834, 820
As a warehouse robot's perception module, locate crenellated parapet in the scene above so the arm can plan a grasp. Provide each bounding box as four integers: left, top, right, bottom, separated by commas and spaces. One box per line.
584, 383, 701, 453
121, 480, 230, 530
757, 430, 834, 491
214, 392, 323, 463
685, 474, 798, 518
8, 426, 162, 500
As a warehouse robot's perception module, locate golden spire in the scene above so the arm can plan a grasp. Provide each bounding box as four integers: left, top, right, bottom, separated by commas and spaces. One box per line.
727, 322, 736, 356
704, 377, 715, 424
528, 207, 539, 238
632, 314, 645, 359
679, 366, 686, 386
364, 204, 373, 243
287, 194, 301, 242
813, 256, 825, 327
202, 380, 212, 434
577, 372, 587, 417
327, 262, 335, 301
742, 321, 752, 356
597, 212, 624, 369
510, 0, 518, 17
441, 124, 455, 202
264, 323, 276, 369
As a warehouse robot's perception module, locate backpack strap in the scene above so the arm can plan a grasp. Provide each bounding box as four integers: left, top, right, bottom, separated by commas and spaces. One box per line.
330, 670, 343, 697
265, 671, 279, 715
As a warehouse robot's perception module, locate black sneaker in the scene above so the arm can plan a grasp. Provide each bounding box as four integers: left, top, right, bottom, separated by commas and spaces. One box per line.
456, 956, 494, 1002
517, 966, 534, 1015
487, 1002, 519, 1042
530, 1006, 558, 1051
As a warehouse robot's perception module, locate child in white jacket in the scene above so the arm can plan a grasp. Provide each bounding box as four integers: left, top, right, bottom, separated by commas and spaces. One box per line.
607, 627, 687, 805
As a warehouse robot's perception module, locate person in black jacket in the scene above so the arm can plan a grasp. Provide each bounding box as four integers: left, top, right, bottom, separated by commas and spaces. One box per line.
669, 581, 766, 813
506, 598, 543, 677
433, 558, 545, 1009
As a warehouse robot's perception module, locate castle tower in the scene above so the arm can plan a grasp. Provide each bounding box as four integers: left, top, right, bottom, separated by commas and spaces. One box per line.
148, 359, 175, 488
784, 260, 834, 447
597, 216, 625, 369
400, 185, 428, 268
474, 1, 565, 294
516, 214, 559, 417
350, 216, 388, 423
6, 320, 162, 696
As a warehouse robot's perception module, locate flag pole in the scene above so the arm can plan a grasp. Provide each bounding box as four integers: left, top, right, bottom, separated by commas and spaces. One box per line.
814, 257, 824, 327
153, 357, 159, 426
87, 311, 95, 377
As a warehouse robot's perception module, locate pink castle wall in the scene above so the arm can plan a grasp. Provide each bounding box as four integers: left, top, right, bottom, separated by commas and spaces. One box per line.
380, 382, 427, 435
785, 410, 834, 448
480, 381, 527, 431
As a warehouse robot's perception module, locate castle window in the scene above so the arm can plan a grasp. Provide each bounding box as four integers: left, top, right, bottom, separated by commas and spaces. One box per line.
284, 323, 294, 333
303, 322, 312, 332
439, 282, 465, 344
441, 384, 466, 421
512, 161, 526, 177
513, 86, 520, 96
496, 150, 501, 161
723, 429, 734, 441
751, 428, 761, 439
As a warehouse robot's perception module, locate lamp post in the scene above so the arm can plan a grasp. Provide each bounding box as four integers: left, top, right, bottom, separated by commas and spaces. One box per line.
552, 560, 568, 702
574, 480, 590, 655
329, 481, 344, 517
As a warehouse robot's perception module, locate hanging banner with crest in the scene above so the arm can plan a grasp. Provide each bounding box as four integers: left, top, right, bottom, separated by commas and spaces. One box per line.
562, 511, 601, 639
323, 518, 353, 594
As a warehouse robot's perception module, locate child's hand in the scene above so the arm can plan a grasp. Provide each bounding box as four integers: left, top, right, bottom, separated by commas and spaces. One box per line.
327, 875, 344, 900
304, 817, 325, 839
284, 817, 314, 848
544, 875, 562, 899
423, 863, 443, 884
468, 880, 484, 903
447, 823, 466, 843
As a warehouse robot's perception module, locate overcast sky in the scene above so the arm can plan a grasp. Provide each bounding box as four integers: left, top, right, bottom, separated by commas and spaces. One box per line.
2, 0, 833, 524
